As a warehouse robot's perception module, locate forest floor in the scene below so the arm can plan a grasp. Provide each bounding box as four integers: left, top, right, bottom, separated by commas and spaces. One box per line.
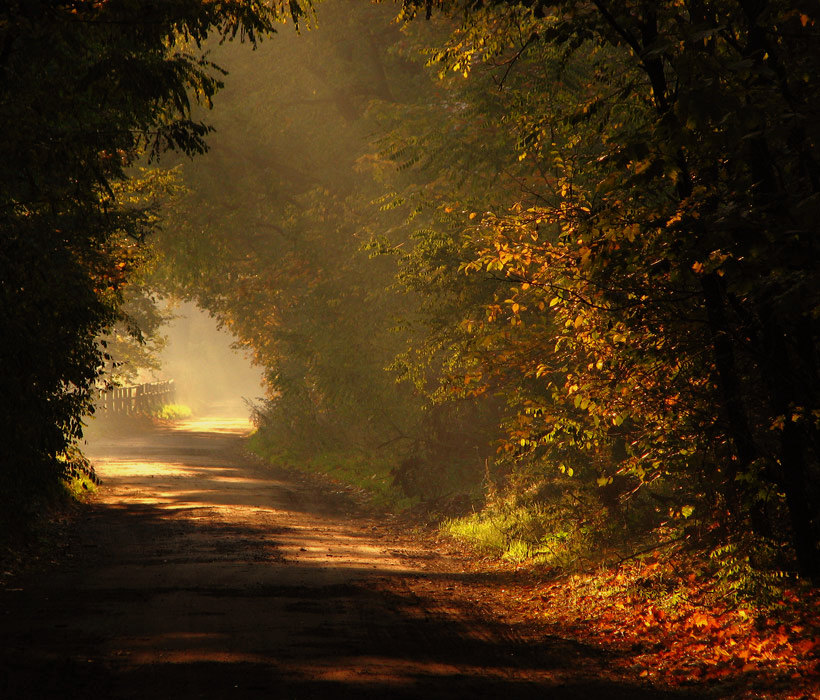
0, 418, 814, 699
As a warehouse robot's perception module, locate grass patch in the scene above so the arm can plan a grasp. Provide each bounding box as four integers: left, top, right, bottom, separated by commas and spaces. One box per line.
440, 479, 619, 569
443, 512, 509, 555
442, 508, 564, 564
152, 403, 192, 421
247, 431, 414, 509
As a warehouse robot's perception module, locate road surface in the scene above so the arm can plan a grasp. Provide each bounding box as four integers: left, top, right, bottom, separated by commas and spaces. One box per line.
1, 418, 684, 699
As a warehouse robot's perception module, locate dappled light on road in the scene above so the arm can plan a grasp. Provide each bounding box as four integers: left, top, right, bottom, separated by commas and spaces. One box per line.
2, 420, 681, 700
88, 419, 419, 576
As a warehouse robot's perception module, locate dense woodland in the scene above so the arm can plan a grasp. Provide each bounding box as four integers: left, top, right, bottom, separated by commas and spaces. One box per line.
1, 0, 819, 630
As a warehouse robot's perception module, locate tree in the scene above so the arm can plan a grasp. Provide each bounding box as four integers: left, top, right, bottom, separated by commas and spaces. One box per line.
0, 0, 295, 529
400, 0, 820, 580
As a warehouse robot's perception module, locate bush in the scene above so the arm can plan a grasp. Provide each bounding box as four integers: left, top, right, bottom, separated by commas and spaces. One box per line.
152, 403, 192, 421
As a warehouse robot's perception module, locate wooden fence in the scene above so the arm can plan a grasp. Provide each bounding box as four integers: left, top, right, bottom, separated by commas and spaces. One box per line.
97, 379, 176, 415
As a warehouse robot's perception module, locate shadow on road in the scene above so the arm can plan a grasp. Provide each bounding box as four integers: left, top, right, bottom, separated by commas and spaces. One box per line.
1, 422, 694, 699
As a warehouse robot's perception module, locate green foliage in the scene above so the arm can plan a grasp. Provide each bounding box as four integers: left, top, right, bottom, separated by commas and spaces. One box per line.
0, 0, 295, 529
248, 429, 411, 509
386, 0, 820, 582
709, 538, 791, 606
61, 461, 100, 502
137, 0, 820, 592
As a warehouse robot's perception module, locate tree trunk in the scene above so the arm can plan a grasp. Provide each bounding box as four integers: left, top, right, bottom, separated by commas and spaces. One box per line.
756, 305, 820, 583
700, 273, 756, 472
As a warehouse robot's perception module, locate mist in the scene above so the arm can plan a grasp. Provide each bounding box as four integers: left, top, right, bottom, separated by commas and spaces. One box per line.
154, 301, 265, 419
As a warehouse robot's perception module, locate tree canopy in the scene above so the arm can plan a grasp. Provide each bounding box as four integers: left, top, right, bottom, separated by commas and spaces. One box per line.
394, 0, 820, 581
162, 0, 819, 584
2, 0, 818, 591
0, 0, 298, 528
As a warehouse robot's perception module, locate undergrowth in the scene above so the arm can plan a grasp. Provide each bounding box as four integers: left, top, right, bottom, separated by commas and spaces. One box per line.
152, 403, 192, 421
247, 430, 416, 509
493, 551, 820, 697
444, 489, 803, 613
435, 466, 820, 700
443, 482, 818, 697
62, 471, 98, 502
442, 473, 626, 569
1, 445, 98, 575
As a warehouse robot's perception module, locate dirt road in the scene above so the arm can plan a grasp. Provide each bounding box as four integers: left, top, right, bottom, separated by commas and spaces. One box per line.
1, 419, 686, 699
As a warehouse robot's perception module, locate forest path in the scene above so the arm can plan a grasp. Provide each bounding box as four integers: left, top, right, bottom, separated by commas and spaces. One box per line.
1, 420, 685, 699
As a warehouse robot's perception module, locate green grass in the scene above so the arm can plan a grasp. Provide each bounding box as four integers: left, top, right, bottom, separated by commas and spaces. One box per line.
442, 510, 543, 563
443, 512, 510, 554
153, 403, 192, 421
442, 504, 582, 566
247, 431, 414, 509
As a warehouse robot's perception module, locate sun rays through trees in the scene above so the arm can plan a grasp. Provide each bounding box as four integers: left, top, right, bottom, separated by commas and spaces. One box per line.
2, 3, 818, 668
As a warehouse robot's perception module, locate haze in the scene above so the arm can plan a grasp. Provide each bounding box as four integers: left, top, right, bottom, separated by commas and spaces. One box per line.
156, 301, 265, 420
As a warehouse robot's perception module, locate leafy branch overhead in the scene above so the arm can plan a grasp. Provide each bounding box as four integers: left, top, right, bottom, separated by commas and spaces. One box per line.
153, 0, 819, 595
0, 0, 298, 528
386, 0, 820, 583
1, 5, 818, 694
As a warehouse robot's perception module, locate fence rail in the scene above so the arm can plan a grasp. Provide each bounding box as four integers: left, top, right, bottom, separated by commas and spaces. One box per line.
97, 380, 176, 415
